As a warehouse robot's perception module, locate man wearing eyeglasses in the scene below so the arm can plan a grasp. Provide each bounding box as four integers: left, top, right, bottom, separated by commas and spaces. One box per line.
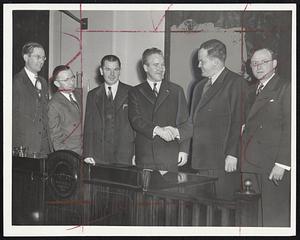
242, 48, 291, 226
83, 55, 134, 166
12, 42, 51, 155
48, 65, 82, 155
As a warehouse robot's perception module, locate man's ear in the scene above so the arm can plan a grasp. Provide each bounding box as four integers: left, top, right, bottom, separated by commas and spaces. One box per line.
272, 59, 278, 69
23, 54, 29, 62
54, 80, 60, 88
99, 67, 103, 76
143, 64, 148, 73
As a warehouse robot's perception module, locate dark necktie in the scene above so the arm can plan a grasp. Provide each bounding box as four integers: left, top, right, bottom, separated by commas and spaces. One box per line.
153, 83, 158, 97
107, 86, 113, 102
34, 76, 41, 98
69, 93, 79, 110
256, 82, 264, 95
201, 78, 212, 98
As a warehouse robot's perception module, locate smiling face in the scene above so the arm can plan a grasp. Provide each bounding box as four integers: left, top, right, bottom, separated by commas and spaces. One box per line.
54, 69, 76, 92
250, 49, 277, 82
23, 47, 46, 75
100, 60, 121, 86
143, 53, 165, 82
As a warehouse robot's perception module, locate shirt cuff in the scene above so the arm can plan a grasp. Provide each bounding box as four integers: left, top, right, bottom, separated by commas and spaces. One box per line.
153, 126, 159, 138
275, 162, 291, 171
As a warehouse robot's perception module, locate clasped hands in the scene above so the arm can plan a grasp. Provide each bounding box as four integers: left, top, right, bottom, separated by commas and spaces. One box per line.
154, 126, 179, 142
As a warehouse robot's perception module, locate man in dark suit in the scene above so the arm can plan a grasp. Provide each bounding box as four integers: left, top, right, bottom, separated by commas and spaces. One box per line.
128, 48, 191, 172
13, 42, 51, 154
189, 39, 244, 197
83, 55, 134, 165
48, 65, 82, 155
242, 48, 291, 227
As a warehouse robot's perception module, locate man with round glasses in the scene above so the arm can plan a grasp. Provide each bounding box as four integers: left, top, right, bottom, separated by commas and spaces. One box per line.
12, 42, 51, 155
48, 65, 82, 155
242, 47, 291, 226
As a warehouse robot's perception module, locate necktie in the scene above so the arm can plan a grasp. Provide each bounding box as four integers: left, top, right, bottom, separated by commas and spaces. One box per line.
153, 83, 158, 97
107, 86, 113, 102
69, 93, 79, 110
256, 82, 264, 95
34, 76, 41, 98
201, 78, 212, 98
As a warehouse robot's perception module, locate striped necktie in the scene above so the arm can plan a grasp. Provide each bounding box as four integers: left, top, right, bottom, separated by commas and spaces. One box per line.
34, 76, 41, 98
69, 93, 79, 110
107, 86, 113, 102
256, 82, 264, 95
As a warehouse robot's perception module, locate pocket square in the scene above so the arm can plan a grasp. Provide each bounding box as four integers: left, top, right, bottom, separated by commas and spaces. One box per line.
123, 104, 128, 109
269, 99, 274, 102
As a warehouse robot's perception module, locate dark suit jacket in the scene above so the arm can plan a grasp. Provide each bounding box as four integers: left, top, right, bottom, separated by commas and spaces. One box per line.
12, 68, 51, 154
83, 81, 134, 165
128, 80, 191, 171
48, 89, 82, 155
190, 68, 245, 170
242, 74, 291, 173
241, 74, 291, 227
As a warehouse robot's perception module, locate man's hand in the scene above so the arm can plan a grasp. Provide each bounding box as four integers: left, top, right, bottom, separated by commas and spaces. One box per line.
132, 155, 136, 166
155, 126, 175, 141
225, 155, 237, 172
178, 152, 188, 166
164, 126, 180, 139
84, 157, 96, 166
269, 165, 285, 184
177, 172, 187, 183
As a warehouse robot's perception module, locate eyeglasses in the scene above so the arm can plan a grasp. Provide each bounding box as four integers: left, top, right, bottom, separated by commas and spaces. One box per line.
250, 59, 273, 68
57, 75, 76, 82
103, 67, 120, 72
30, 55, 47, 61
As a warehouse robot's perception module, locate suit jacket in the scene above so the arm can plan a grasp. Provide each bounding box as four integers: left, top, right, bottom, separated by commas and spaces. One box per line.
128, 80, 191, 171
83, 81, 134, 165
48, 89, 82, 155
190, 68, 245, 170
242, 74, 291, 173
12, 68, 51, 154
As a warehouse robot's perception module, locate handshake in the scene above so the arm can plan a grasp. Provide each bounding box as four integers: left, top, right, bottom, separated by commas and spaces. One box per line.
154, 126, 180, 142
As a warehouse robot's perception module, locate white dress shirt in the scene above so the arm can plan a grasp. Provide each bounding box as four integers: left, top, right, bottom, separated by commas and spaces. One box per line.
105, 81, 119, 100
147, 79, 162, 93
24, 67, 38, 86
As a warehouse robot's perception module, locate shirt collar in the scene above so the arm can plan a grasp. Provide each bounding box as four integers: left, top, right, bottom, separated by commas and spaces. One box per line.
210, 67, 225, 84
60, 91, 75, 101
147, 79, 162, 92
259, 73, 275, 87
24, 67, 38, 86
105, 80, 119, 99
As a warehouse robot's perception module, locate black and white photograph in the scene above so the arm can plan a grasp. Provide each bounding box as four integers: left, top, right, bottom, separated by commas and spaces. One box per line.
3, 3, 296, 237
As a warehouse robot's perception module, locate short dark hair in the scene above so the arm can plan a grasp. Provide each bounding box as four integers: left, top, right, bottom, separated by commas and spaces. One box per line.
52, 65, 70, 81
22, 42, 44, 56
142, 47, 164, 65
100, 55, 121, 68
251, 47, 277, 60
199, 39, 226, 63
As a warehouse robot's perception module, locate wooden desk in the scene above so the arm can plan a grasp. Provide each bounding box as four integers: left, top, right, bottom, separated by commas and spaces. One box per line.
12, 151, 260, 226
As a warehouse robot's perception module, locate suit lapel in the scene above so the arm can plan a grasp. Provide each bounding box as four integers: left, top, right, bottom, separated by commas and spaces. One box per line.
154, 80, 170, 112
22, 68, 39, 98
73, 89, 82, 111
95, 85, 105, 119
194, 68, 228, 113
246, 74, 280, 121
114, 82, 128, 112
139, 82, 156, 105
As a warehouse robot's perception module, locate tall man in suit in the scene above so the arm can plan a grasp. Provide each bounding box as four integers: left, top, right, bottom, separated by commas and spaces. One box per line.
83, 55, 134, 165
128, 48, 191, 172
189, 39, 244, 197
13, 42, 51, 154
242, 48, 291, 227
48, 65, 82, 155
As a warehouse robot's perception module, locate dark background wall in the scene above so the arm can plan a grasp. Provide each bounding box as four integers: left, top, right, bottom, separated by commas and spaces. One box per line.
13, 10, 49, 78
